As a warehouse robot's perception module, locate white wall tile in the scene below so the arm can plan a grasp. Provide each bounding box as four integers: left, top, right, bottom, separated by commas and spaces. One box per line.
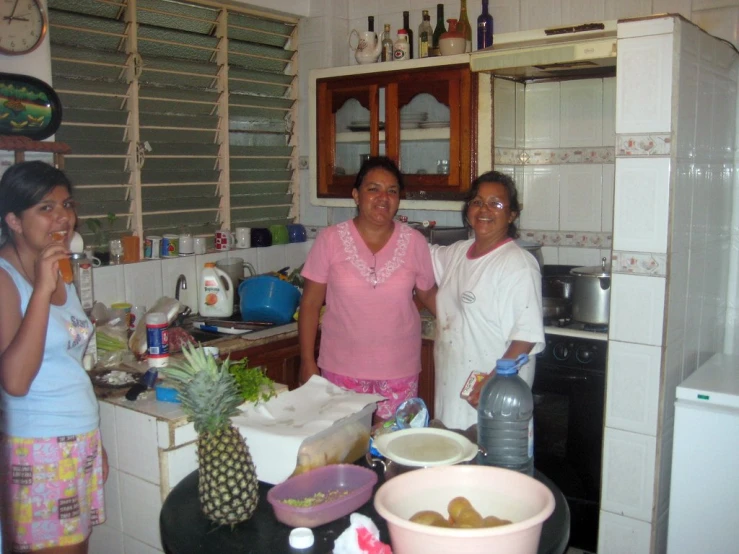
92, 265, 126, 307
119, 473, 163, 551
616, 34, 674, 133
160, 256, 197, 312
494, 78, 517, 149
114, 406, 160, 485
692, 0, 736, 10
489, 0, 521, 34
160, 443, 198, 498
541, 246, 559, 265
122, 534, 163, 554
560, 80, 603, 147
173, 422, 197, 448
601, 427, 657, 521
520, 0, 561, 30
123, 260, 163, 309
285, 242, 311, 270
606, 340, 663, 435
561, 0, 604, 24
607, 0, 657, 21
653, 0, 691, 17
524, 82, 561, 149
103, 467, 123, 532
520, 166, 560, 230
598, 510, 653, 554
602, 163, 615, 232
602, 77, 616, 146
612, 158, 671, 253
558, 247, 603, 266
559, 165, 602, 232
665, 249, 689, 347
99, 402, 118, 469
656, 424, 674, 519
89, 524, 124, 554
256, 244, 288, 273
692, 7, 739, 47
610, 274, 666, 346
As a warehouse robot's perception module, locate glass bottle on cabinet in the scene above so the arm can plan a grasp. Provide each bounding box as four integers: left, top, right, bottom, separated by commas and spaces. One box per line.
315, 65, 475, 199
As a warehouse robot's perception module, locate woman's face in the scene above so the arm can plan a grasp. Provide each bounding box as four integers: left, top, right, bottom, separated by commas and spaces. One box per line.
7, 185, 76, 250
467, 181, 516, 243
352, 168, 401, 226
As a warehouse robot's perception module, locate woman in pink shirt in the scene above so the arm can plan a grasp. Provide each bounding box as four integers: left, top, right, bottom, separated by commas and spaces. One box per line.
299, 157, 436, 420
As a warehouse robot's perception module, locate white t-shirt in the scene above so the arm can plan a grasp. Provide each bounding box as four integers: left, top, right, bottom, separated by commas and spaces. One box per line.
430, 239, 545, 430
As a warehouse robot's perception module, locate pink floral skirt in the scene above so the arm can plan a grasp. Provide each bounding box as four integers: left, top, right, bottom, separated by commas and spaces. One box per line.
0, 429, 106, 551
322, 370, 419, 420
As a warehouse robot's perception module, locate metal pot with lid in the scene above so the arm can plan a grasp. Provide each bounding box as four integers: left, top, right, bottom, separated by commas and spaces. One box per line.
570, 257, 611, 325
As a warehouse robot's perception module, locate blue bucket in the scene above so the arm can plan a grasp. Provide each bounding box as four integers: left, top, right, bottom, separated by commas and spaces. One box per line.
238, 275, 301, 324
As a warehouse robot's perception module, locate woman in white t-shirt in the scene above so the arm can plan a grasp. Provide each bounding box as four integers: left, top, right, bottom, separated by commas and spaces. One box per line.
430, 171, 544, 430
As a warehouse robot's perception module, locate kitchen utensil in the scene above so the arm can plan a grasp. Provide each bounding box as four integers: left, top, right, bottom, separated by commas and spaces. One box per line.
178, 234, 193, 255
542, 275, 575, 300
215, 230, 234, 251
161, 234, 179, 257
216, 257, 244, 286
570, 257, 611, 325
373, 465, 555, 554
287, 224, 307, 243
193, 236, 207, 255
250, 228, 272, 248
269, 224, 289, 245
542, 297, 569, 319
372, 428, 478, 468
235, 227, 251, 248
267, 464, 378, 528
190, 321, 253, 335
238, 275, 301, 324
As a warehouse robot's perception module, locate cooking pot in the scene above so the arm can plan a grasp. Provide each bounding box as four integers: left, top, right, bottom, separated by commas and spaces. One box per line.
542, 275, 574, 300
542, 297, 570, 320
570, 258, 611, 325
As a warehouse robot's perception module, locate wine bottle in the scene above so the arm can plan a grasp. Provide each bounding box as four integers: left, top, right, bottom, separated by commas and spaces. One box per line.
418, 10, 433, 58
381, 23, 393, 62
477, 0, 493, 49
432, 3, 446, 56
368, 16, 374, 33
457, 0, 472, 53
402, 11, 414, 59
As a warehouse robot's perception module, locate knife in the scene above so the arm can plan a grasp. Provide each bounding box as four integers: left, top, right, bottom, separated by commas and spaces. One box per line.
190, 321, 254, 335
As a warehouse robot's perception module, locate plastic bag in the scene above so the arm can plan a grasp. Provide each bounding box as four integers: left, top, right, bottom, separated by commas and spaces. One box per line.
369, 398, 428, 457
334, 513, 392, 554
96, 316, 133, 367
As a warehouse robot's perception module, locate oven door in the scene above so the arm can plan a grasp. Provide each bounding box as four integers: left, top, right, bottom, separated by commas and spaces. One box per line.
532, 362, 605, 552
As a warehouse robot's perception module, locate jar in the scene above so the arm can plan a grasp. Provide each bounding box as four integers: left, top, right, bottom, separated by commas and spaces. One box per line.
393, 29, 410, 60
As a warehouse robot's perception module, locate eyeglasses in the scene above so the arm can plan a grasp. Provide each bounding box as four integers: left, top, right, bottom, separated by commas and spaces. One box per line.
369, 256, 378, 289
468, 198, 506, 210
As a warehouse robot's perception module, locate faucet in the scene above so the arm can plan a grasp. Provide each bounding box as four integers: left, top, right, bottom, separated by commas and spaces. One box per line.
175, 274, 187, 301
244, 262, 256, 277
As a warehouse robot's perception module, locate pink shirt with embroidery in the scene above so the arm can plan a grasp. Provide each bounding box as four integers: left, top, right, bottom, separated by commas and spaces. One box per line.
302, 221, 435, 380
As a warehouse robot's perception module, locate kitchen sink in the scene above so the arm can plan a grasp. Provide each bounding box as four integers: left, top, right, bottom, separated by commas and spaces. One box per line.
181, 316, 297, 344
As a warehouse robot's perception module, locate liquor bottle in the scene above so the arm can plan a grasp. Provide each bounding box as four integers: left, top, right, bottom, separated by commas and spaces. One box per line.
381, 23, 393, 62
418, 10, 433, 58
393, 29, 410, 61
477, 0, 493, 49
457, 0, 472, 53
368, 16, 375, 33
402, 11, 414, 59
432, 3, 446, 56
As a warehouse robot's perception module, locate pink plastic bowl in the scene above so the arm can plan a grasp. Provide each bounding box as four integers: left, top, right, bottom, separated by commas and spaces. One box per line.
374, 465, 555, 554
267, 464, 378, 528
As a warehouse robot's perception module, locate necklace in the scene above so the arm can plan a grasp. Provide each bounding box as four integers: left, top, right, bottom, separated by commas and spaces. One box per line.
11, 242, 34, 284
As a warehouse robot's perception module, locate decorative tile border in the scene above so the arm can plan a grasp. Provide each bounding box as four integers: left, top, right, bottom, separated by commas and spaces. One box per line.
519, 230, 613, 248
617, 134, 671, 156
611, 251, 667, 277
495, 147, 615, 165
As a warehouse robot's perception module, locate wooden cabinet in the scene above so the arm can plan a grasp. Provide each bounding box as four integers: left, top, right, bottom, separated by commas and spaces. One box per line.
315, 64, 477, 200
419, 339, 435, 420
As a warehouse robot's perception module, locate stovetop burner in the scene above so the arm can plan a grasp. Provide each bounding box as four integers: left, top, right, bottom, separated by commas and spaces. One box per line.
543, 316, 609, 334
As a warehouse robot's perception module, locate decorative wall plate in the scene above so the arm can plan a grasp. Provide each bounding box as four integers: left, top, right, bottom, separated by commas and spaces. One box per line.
0, 73, 62, 141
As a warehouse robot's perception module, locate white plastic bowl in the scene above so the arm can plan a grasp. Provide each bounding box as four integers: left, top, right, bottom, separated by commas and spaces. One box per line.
374, 465, 555, 554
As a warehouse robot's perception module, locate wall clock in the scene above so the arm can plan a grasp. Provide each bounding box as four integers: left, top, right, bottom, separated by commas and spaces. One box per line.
0, 0, 48, 56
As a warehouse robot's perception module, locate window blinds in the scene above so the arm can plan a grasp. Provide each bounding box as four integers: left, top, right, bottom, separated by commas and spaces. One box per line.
48, 0, 297, 248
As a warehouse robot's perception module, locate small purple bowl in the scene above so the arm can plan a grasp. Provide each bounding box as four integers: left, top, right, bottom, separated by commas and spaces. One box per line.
267, 464, 378, 528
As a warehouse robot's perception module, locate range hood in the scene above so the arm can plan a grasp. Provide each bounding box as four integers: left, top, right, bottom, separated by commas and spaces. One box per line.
470, 21, 617, 80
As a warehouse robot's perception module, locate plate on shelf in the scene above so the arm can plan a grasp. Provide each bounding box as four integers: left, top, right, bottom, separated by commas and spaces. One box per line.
419, 121, 449, 129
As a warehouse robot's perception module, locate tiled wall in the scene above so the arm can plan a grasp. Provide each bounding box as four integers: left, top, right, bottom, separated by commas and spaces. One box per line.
91, 242, 313, 313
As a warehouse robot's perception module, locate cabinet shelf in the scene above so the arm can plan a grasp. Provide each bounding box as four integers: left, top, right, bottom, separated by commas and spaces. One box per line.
336, 128, 451, 143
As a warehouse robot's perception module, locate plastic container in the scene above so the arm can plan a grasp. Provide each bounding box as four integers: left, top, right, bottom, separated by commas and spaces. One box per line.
238, 275, 301, 324
477, 354, 534, 476
145, 312, 169, 368
373, 465, 555, 554
199, 262, 234, 317
267, 464, 378, 528
393, 29, 410, 60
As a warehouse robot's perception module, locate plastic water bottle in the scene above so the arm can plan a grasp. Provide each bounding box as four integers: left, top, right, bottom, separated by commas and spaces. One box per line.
477, 354, 534, 476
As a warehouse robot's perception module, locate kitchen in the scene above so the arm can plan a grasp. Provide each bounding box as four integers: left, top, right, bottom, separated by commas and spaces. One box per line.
2, 2, 738, 554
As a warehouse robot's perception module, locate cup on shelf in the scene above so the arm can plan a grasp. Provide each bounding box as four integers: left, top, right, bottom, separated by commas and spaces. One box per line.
250, 228, 272, 248
215, 230, 234, 251
235, 227, 251, 249
161, 234, 179, 257
269, 225, 289, 245
179, 234, 194, 256
144, 236, 161, 259
287, 224, 307, 243
193, 236, 207, 255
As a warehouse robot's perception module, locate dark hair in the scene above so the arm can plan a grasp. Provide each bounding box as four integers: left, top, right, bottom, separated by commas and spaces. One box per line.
461, 170, 521, 239
353, 156, 405, 190
0, 161, 73, 246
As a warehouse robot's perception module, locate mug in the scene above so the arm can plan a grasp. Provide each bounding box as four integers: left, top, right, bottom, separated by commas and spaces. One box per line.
179, 234, 194, 256
269, 225, 289, 245
250, 228, 272, 248
287, 224, 307, 243
144, 236, 161, 259
235, 227, 251, 249
83, 247, 102, 267
215, 230, 234, 251
162, 234, 179, 257
193, 236, 207, 255
216, 257, 244, 286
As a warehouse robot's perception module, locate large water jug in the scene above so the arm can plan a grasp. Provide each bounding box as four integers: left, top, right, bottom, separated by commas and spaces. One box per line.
477, 354, 534, 476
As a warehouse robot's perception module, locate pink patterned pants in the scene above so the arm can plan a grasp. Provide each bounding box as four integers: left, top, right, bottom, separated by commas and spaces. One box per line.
322, 370, 419, 420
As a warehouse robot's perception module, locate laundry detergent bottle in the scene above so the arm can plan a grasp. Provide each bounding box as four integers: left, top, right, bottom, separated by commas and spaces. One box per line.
199, 262, 234, 317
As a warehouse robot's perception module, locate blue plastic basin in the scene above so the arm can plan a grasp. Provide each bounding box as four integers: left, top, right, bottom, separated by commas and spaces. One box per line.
238, 275, 301, 325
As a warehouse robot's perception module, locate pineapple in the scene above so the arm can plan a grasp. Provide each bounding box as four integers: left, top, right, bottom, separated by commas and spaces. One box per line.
160, 344, 259, 525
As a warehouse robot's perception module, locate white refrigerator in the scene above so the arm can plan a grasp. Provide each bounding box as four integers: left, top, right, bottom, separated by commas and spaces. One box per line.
667, 353, 739, 554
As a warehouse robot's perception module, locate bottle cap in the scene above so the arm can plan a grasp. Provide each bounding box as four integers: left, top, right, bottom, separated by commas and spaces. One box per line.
289, 527, 314, 549
398, 29, 408, 35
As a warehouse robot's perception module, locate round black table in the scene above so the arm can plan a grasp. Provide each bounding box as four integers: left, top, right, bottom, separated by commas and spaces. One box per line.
160, 464, 569, 554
